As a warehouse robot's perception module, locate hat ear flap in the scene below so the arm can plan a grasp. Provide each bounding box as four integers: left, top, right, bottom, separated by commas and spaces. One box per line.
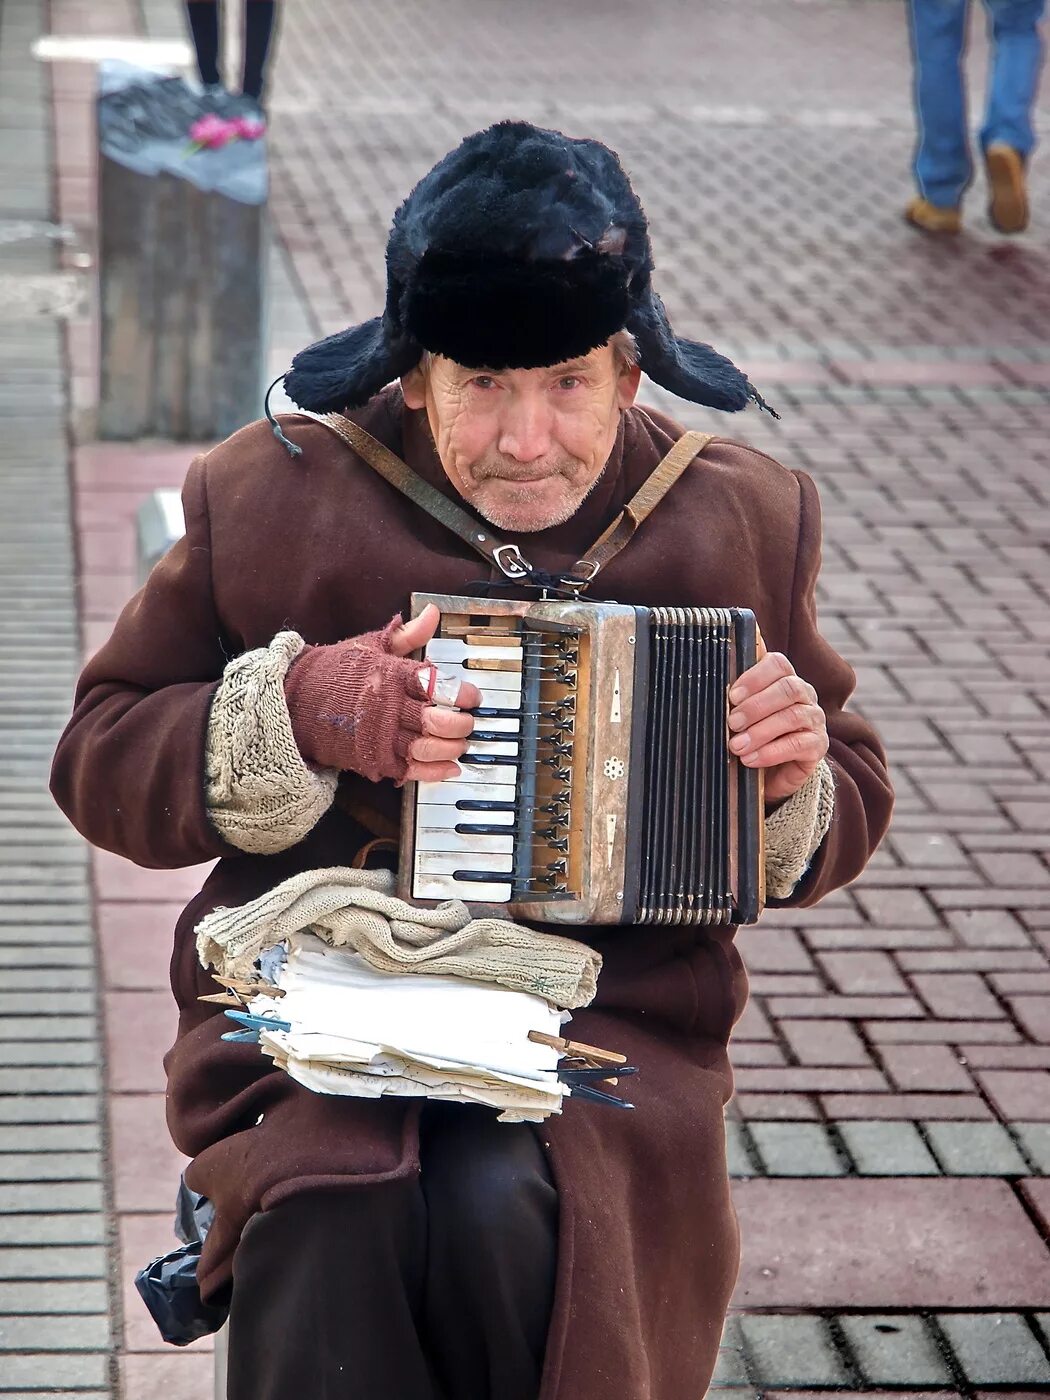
627, 292, 775, 416
283, 317, 421, 414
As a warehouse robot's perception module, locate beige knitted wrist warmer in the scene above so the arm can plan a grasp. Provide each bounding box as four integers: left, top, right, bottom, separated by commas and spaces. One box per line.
763, 758, 836, 899
205, 631, 339, 855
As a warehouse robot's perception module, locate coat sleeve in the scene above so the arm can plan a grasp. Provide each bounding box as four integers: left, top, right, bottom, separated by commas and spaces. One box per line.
50, 455, 244, 868
767, 469, 894, 908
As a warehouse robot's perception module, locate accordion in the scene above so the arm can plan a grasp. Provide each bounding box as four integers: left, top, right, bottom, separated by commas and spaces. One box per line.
398, 594, 766, 926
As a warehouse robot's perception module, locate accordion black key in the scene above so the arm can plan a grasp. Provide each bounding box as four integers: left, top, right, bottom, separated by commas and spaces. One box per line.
399, 594, 765, 925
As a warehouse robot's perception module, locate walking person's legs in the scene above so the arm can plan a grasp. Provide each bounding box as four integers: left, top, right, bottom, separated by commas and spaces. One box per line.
980, 0, 1046, 230
242, 0, 278, 105
906, 0, 973, 229
186, 1, 222, 89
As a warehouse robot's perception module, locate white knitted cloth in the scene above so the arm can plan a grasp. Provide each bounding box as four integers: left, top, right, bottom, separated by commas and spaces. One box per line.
205, 631, 338, 855
204, 631, 834, 891
196, 866, 602, 1010
763, 758, 835, 898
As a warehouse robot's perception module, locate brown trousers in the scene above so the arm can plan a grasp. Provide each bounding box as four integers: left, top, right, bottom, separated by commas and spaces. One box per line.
226, 1104, 559, 1399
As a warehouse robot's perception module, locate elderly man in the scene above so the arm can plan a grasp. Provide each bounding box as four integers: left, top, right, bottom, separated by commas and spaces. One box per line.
52, 122, 892, 1400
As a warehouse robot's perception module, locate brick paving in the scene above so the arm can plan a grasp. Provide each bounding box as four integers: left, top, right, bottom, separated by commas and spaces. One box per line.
3, 0, 1049, 1394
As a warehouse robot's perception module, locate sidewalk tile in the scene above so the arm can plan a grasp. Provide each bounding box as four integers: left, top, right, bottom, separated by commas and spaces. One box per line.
838, 1313, 951, 1384
976, 1071, 1050, 1121
108, 1096, 187, 1214
923, 1121, 1029, 1175
780, 1020, 872, 1067
738, 1314, 847, 1386
120, 1351, 214, 1400
1020, 1181, 1050, 1233
96, 902, 183, 991
1015, 1124, 1050, 1172
734, 1180, 1050, 1307
103, 991, 177, 1093
936, 1313, 1050, 1383
879, 1043, 973, 1092
749, 1123, 845, 1177
836, 1122, 940, 1176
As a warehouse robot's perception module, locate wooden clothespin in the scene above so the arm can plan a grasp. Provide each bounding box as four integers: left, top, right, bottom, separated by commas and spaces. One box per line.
528, 1030, 628, 1068
198, 973, 284, 1008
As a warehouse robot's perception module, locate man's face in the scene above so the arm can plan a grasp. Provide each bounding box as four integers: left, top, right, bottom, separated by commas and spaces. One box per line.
401, 343, 641, 533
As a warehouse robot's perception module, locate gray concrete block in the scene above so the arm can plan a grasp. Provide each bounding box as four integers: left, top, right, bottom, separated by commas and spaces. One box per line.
748, 1122, 845, 1176
0, 1245, 106, 1280
0, 1312, 110, 1350
0, 1214, 105, 1247
0, 1279, 108, 1314
0, 1152, 101, 1182
0, 1016, 97, 1042
837, 1120, 941, 1175
725, 1120, 756, 1178
0, 1041, 99, 1067
0, 1123, 101, 1152
738, 1313, 848, 1385
0, 1095, 100, 1123
838, 1313, 952, 1384
712, 1316, 749, 1383
0, 1183, 103, 1214
924, 1121, 1029, 1175
0, 1354, 108, 1387
937, 1312, 1050, 1383
1016, 1123, 1050, 1173
0, 1066, 101, 1095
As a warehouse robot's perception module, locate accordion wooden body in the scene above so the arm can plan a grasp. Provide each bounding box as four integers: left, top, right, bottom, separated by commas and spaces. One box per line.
398, 594, 765, 926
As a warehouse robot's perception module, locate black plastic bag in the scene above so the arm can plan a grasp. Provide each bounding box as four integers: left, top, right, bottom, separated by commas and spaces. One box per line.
134, 1177, 230, 1346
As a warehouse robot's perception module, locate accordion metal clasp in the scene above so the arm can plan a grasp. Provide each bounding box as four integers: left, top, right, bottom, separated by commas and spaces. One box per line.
398, 593, 766, 927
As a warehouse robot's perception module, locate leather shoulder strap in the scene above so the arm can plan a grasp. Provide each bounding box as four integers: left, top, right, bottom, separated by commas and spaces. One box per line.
301, 410, 715, 591
305, 411, 533, 579
565, 429, 716, 586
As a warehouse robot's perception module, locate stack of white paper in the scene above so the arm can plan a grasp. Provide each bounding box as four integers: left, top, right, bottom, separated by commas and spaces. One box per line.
249, 933, 570, 1122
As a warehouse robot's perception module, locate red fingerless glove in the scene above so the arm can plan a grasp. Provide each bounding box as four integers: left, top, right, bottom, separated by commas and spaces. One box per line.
283, 617, 429, 784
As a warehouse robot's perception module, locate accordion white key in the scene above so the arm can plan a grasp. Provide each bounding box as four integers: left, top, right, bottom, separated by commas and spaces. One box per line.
398, 593, 766, 926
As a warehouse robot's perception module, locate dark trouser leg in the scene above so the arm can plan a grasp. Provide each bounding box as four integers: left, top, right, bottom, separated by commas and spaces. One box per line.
225, 1182, 437, 1400
185, 1, 222, 87
242, 0, 277, 100
421, 1104, 559, 1400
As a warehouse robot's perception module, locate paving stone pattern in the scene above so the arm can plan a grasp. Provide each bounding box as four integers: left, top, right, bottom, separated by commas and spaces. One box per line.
7, 0, 1050, 1394
0, 1, 114, 1395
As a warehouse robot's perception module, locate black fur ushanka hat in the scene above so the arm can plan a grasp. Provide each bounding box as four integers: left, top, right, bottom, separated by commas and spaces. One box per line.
281, 121, 773, 418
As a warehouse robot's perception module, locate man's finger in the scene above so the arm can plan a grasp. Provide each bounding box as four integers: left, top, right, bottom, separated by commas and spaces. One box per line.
423, 706, 475, 739
728, 675, 816, 732
727, 651, 795, 705
738, 730, 828, 769
389, 603, 441, 658
403, 758, 462, 784
729, 704, 824, 757
409, 735, 471, 764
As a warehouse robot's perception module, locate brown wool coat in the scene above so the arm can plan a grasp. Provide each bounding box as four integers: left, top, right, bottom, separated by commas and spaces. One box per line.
52, 388, 892, 1400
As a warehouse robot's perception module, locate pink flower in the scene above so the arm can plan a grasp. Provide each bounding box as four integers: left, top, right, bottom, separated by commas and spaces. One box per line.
188, 114, 238, 151
231, 115, 267, 141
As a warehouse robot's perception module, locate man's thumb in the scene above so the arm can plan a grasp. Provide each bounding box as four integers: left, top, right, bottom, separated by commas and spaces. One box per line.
388, 603, 441, 658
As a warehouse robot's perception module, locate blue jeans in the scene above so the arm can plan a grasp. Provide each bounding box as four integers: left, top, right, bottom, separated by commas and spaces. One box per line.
907, 0, 1046, 206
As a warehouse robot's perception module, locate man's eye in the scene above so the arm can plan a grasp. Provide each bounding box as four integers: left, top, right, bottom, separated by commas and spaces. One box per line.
556, 376, 582, 391
472, 376, 496, 390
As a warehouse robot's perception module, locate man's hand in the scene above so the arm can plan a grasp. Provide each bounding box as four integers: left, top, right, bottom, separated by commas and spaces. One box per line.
727, 651, 828, 805
387, 604, 481, 783
284, 603, 480, 786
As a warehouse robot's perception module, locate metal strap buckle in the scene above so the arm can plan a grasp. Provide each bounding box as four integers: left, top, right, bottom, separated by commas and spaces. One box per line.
562, 559, 600, 588
492, 543, 532, 579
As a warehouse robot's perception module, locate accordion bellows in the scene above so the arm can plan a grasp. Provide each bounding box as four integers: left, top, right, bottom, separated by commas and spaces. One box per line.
400, 594, 766, 926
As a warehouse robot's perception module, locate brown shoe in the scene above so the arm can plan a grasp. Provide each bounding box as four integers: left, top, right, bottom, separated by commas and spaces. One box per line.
904, 196, 962, 234
985, 142, 1029, 233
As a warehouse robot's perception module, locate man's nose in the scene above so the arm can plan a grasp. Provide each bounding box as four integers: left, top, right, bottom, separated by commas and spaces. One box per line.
497, 397, 552, 463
